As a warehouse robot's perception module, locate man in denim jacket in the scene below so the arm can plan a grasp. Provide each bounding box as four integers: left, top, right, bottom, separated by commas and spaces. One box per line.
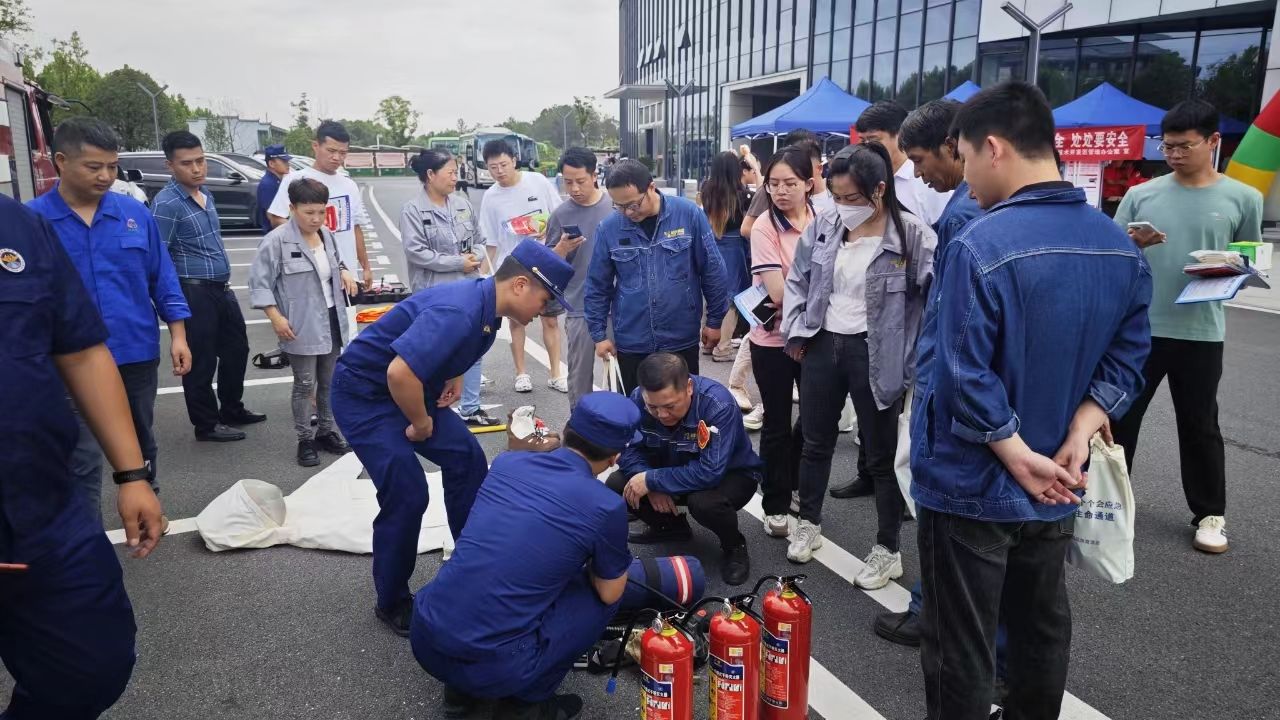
585, 160, 729, 394
910, 82, 1152, 719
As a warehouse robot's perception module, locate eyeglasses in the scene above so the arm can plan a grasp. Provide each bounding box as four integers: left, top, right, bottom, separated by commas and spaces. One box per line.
1157, 139, 1208, 156
766, 180, 805, 194
613, 197, 646, 213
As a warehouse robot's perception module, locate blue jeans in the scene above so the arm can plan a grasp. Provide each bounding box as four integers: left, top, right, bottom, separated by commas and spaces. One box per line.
461, 359, 483, 415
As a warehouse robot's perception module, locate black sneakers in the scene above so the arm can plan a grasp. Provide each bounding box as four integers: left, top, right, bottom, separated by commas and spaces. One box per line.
722, 542, 751, 586
374, 596, 414, 638
296, 439, 320, 467
196, 424, 246, 442
493, 694, 583, 720
829, 476, 874, 498
628, 514, 693, 544
315, 431, 351, 454
461, 408, 502, 427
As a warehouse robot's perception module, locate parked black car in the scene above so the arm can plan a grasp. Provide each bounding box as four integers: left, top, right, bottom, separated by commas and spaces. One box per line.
117, 151, 264, 229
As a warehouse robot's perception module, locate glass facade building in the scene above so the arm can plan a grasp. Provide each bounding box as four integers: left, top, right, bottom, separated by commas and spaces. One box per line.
615, 0, 1278, 181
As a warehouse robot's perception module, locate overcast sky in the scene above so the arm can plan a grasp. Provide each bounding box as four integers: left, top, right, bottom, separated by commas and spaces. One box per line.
29, 0, 621, 131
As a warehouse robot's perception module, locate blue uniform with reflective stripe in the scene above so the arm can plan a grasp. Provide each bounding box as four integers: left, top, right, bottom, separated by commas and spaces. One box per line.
0, 195, 136, 719
331, 277, 496, 610
411, 448, 630, 702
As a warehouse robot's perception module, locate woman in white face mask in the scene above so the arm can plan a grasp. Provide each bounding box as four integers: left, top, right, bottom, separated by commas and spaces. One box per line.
778, 142, 937, 588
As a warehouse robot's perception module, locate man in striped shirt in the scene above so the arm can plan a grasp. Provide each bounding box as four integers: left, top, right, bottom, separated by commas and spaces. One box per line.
153, 130, 264, 442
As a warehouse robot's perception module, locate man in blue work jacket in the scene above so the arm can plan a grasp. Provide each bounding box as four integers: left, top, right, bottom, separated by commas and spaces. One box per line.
0, 193, 164, 719
29, 117, 191, 529
332, 239, 575, 637
412, 391, 639, 720
585, 159, 729, 395
606, 353, 762, 585
256, 144, 290, 234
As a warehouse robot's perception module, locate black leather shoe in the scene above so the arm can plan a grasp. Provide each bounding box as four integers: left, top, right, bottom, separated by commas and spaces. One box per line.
444, 686, 479, 719
374, 596, 414, 638
221, 408, 267, 426
722, 543, 750, 586
874, 610, 921, 647
830, 476, 874, 498
195, 424, 246, 442
315, 431, 351, 455
494, 694, 583, 720
628, 515, 693, 544
297, 439, 320, 467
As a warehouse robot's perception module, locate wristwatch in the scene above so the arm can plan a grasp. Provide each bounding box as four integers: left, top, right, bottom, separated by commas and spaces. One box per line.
112, 462, 152, 485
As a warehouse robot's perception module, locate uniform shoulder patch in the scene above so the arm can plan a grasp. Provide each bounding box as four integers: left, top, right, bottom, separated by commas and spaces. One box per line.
0, 248, 25, 273
697, 420, 712, 449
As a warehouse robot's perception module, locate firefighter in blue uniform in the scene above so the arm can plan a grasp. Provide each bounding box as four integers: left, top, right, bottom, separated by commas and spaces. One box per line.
0, 194, 164, 719
412, 391, 640, 720
332, 239, 574, 637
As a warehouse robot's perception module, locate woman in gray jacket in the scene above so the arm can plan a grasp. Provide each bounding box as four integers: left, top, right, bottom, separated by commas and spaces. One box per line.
249, 178, 358, 466
780, 142, 936, 588
400, 149, 498, 427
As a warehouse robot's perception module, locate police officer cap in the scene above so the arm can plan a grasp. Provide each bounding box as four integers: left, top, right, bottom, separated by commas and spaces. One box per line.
264, 144, 291, 161
568, 392, 642, 453
511, 239, 576, 312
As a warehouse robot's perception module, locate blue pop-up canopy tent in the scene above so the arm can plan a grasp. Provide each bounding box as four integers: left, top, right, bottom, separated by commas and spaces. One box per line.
731, 76, 872, 138
943, 81, 981, 102
1052, 82, 1166, 135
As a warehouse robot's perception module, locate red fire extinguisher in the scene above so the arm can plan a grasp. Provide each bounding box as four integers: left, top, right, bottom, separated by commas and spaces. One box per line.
708, 595, 764, 720
608, 609, 696, 720
752, 575, 813, 720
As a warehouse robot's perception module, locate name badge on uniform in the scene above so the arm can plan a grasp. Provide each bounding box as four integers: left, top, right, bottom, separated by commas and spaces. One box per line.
0, 249, 25, 273
664, 228, 687, 238
290, 251, 303, 258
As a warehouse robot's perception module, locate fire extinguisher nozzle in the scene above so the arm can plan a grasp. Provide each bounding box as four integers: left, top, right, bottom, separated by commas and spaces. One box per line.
605, 677, 616, 695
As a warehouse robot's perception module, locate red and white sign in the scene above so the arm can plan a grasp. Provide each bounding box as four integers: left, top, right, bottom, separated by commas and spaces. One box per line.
1054, 125, 1144, 162
375, 152, 406, 169
344, 153, 374, 169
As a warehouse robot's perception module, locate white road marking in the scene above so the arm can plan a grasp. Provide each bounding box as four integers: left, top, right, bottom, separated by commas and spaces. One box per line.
156, 375, 292, 395
367, 186, 400, 248
231, 263, 251, 267
376, 255, 391, 266
107, 517, 199, 544
371, 242, 383, 250
1226, 301, 1280, 315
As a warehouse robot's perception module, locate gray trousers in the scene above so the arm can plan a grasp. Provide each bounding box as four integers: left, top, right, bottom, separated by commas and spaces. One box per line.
565, 315, 597, 410
287, 312, 342, 441
71, 358, 161, 522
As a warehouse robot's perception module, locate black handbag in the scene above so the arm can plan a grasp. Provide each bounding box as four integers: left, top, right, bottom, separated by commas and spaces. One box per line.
252, 349, 290, 370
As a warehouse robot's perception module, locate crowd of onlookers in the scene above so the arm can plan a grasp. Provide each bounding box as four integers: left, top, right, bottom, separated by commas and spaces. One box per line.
14, 75, 1262, 719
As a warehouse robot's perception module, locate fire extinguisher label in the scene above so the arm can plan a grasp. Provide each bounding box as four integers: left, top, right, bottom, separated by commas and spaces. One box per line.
762, 628, 790, 709
641, 669, 674, 720
709, 654, 746, 719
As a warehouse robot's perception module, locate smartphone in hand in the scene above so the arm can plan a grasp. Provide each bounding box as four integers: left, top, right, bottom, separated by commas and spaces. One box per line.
563, 225, 583, 239
1127, 221, 1165, 248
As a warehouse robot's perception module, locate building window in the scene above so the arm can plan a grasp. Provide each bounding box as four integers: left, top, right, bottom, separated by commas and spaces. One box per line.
852, 55, 872, 97
897, 46, 922, 106
1132, 32, 1195, 111
855, 0, 874, 25
878, 0, 898, 21
835, 0, 854, 30
833, 59, 851, 89
873, 50, 895, 99
950, 35, 977, 84
899, 10, 922, 49
834, 28, 852, 60
921, 41, 949, 102
979, 41, 1024, 85
1078, 35, 1133, 95
816, 0, 834, 33
952, 0, 978, 40
1196, 28, 1264, 122
876, 17, 897, 54
815, 31, 832, 64
854, 22, 873, 56
924, 2, 950, 45
1037, 38, 1079, 107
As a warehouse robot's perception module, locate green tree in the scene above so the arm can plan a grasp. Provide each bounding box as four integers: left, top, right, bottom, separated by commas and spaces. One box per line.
290, 92, 311, 130
376, 95, 420, 145
283, 126, 313, 156
336, 118, 390, 146
35, 32, 101, 123
0, 0, 32, 34
90, 66, 177, 151
1199, 46, 1262, 123
203, 116, 231, 152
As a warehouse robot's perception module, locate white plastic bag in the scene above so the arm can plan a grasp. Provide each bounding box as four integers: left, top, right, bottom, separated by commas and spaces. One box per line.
895, 386, 916, 518
1065, 434, 1136, 584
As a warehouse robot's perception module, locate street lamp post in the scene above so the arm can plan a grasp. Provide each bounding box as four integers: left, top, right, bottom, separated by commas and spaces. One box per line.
1001, 2, 1073, 85
136, 82, 168, 150
561, 110, 574, 151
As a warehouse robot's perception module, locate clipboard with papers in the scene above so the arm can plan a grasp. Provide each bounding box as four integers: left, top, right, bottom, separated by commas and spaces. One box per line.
1175, 250, 1271, 304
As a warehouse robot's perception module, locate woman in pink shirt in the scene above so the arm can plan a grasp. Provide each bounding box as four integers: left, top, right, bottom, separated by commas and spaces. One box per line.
750, 146, 816, 540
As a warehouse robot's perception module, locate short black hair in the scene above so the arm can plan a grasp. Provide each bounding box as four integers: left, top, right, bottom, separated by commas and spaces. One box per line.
1162, 99, 1219, 139
604, 159, 653, 192
856, 101, 909, 135
781, 129, 816, 146
53, 117, 121, 157
637, 352, 690, 393
315, 120, 350, 144
482, 139, 515, 162
562, 426, 617, 462
287, 177, 330, 206
162, 130, 202, 160
898, 100, 961, 153
792, 138, 822, 164
952, 81, 1056, 160
559, 146, 598, 174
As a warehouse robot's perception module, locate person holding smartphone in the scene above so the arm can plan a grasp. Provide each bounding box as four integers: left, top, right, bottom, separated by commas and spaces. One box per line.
546, 148, 614, 409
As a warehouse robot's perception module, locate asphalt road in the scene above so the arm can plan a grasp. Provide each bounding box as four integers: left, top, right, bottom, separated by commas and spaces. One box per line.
5, 176, 1279, 719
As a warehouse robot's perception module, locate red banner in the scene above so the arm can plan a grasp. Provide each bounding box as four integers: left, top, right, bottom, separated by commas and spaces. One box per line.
1054, 125, 1144, 162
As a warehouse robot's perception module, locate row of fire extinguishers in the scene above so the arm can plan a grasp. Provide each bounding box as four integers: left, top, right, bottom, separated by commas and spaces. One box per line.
606, 574, 812, 720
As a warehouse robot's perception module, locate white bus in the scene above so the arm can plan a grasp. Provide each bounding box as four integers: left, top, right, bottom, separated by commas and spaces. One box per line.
458, 127, 540, 190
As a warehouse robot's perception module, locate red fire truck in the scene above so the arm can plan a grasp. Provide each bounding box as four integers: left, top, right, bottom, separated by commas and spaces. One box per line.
0, 37, 58, 200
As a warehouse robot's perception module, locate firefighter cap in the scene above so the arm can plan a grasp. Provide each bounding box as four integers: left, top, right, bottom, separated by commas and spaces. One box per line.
568, 392, 642, 453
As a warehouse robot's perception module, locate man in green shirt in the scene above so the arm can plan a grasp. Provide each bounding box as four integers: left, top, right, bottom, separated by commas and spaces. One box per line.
1113, 99, 1263, 555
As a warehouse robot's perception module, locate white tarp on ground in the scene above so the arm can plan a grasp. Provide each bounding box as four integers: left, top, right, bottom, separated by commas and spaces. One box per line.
195, 452, 454, 555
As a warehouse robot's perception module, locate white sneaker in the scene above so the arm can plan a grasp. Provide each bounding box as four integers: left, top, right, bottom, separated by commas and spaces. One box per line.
730, 386, 753, 412
480, 374, 492, 387
855, 544, 904, 589
514, 374, 533, 393
790, 490, 800, 514
743, 404, 764, 431
792, 384, 800, 404
547, 376, 569, 393
763, 514, 789, 537
838, 398, 856, 433
786, 521, 823, 563
731, 338, 743, 347
1193, 515, 1229, 553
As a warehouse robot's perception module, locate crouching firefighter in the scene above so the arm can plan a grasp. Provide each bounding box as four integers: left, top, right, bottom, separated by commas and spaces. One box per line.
411, 392, 642, 720
331, 238, 575, 636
